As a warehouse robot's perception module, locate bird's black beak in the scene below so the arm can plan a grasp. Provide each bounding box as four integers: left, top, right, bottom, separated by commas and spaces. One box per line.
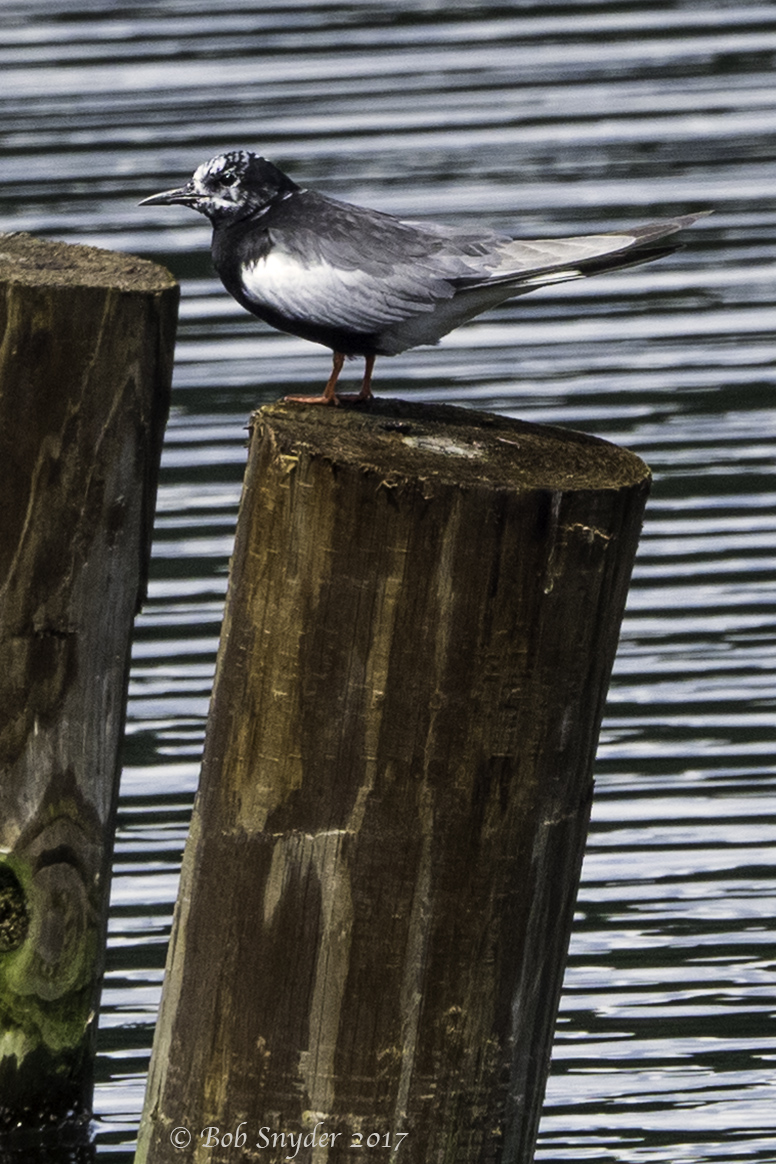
139, 183, 199, 207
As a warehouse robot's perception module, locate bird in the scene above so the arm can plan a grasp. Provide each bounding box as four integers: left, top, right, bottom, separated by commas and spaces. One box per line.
140, 150, 708, 406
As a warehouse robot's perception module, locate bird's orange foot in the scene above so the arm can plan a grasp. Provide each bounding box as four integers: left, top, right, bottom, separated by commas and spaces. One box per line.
281, 353, 374, 407
283, 392, 340, 406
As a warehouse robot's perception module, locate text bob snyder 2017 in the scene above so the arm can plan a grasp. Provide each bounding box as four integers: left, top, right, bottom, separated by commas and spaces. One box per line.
170, 1122, 410, 1157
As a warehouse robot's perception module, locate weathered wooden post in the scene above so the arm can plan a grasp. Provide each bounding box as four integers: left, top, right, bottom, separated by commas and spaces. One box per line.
137, 399, 649, 1164
0, 233, 178, 1130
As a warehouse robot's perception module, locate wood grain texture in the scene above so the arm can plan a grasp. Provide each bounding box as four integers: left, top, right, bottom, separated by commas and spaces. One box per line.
138, 400, 650, 1164
0, 233, 178, 1128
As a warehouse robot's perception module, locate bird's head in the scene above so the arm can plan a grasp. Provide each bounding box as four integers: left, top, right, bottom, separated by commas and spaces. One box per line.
140, 150, 299, 226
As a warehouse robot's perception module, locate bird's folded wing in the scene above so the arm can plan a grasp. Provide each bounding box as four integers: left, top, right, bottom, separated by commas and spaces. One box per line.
238, 210, 708, 335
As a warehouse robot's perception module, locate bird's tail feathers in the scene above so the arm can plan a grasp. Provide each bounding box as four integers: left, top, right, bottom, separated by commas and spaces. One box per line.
460, 210, 711, 292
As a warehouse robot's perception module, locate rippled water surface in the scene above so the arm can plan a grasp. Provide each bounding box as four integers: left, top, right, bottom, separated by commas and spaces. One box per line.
2, 1, 775, 1160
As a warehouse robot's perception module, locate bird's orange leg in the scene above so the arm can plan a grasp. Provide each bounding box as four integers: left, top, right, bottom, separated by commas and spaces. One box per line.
284, 351, 346, 406
336, 355, 376, 404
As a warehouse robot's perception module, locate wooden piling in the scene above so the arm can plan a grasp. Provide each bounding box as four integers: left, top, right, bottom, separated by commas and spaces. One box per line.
0, 233, 178, 1130
137, 399, 650, 1164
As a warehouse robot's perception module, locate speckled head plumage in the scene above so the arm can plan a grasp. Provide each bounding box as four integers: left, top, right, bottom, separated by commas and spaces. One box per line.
140, 149, 298, 226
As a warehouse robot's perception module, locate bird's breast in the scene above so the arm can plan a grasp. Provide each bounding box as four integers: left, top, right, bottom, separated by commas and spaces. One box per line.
238, 250, 321, 317
212, 240, 390, 356
238, 250, 367, 322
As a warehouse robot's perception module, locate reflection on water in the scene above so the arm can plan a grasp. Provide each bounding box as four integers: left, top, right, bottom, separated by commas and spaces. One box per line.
1, 2, 775, 1160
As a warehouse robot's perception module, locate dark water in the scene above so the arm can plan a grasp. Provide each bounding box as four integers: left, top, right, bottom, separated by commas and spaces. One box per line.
2, 1, 776, 1160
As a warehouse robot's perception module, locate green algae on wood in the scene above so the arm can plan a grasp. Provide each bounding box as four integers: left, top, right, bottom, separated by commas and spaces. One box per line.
0, 232, 178, 1130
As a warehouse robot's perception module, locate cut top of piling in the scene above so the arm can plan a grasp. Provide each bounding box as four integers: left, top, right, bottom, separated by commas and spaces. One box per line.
253, 399, 651, 493
0, 231, 177, 293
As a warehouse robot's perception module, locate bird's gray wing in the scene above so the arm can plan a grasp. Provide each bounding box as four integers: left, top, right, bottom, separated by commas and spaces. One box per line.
241, 192, 707, 337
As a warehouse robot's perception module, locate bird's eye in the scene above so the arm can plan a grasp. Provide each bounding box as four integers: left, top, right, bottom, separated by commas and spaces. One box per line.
219, 170, 237, 187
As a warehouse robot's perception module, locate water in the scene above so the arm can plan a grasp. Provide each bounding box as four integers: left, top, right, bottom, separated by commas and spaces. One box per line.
1, 1, 775, 1160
